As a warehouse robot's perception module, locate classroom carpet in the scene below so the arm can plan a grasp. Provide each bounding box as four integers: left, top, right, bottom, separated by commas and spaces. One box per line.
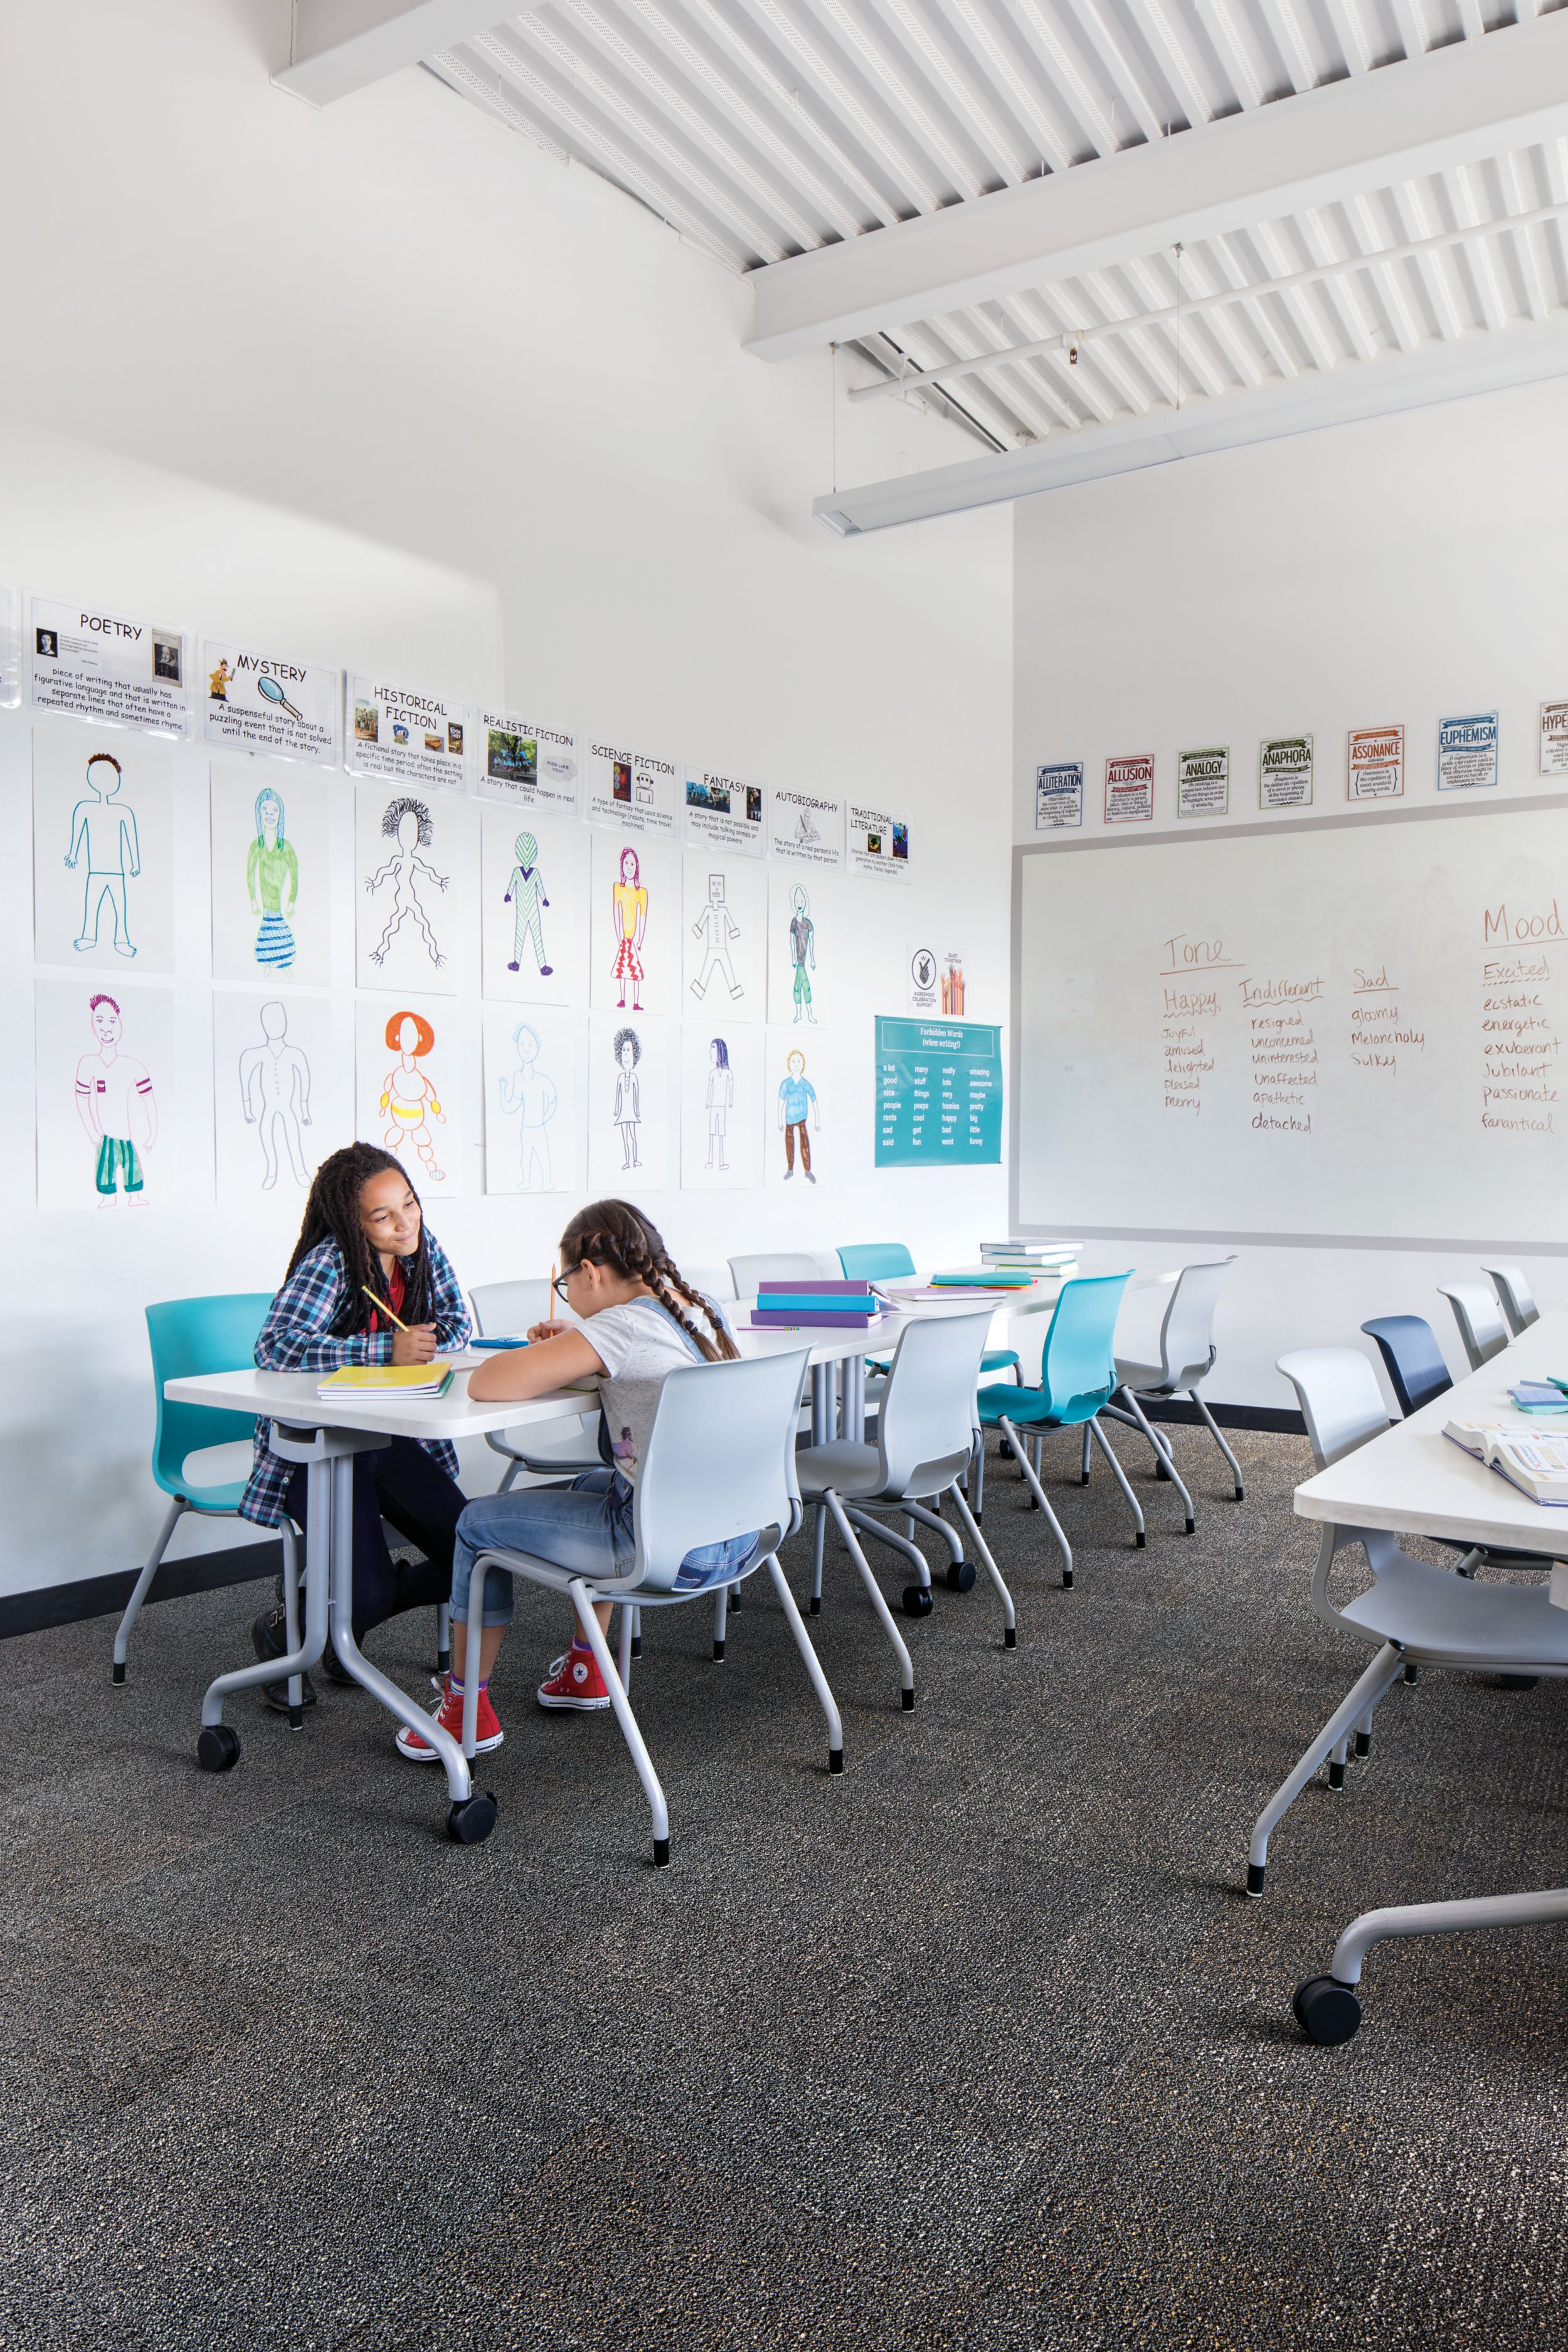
2, 1427, 1565, 2351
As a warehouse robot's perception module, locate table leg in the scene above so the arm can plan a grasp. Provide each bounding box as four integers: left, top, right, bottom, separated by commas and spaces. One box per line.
198, 1452, 331, 1750
845, 1353, 866, 1443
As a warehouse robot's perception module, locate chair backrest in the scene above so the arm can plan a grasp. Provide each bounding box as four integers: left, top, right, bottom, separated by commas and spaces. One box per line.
837, 1242, 916, 1283
1360, 1316, 1453, 1417
1037, 1274, 1133, 1418
684, 1264, 736, 1302
146, 1294, 276, 1496
728, 1251, 825, 1294
872, 1308, 997, 1498
1437, 1282, 1509, 1371
1482, 1263, 1539, 1336
1276, 1347, 1391, 1470
470, 1278, 553, 1337
1155, 1256, 1236, 1385
633, 1348, 809, 1591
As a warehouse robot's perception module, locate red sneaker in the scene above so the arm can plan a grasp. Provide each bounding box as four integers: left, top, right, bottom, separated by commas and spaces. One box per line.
536, 1641, 612, 1712
395, 1675, 504, 1761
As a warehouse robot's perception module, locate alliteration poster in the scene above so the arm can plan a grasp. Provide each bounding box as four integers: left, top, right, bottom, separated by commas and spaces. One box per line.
769, 787, 844, 870
1438, 711, 1498, 792
848, 803, 909, 879
1259, 735, 1313, 809
1035, 763, 1084, 830
26, 592, 193, 736
1177, 746, 1229, 818
346, 675, 468, 794
1104, 754, 1153, 823
583, 738, 679, 837
201, 640, 341, 766
475, 707, 580, 815
682, 763, 765, 856
1540, 702, 1568, 778
1348, 724, 1404, 799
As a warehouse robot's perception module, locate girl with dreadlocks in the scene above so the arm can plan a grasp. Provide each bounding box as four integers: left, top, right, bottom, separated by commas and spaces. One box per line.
395, 1198, 756, 1761
240, 1143, 471, 1710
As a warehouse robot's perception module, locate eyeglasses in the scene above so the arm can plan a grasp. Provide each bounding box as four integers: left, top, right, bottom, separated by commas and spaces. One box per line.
551, 1264, 581, 1301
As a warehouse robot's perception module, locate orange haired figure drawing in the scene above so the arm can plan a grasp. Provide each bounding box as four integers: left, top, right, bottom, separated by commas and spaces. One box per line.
378, 1010, 445, 1181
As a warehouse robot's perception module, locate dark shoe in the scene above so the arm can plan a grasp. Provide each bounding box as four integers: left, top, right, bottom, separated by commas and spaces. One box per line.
251, 1605, 317, 1712
319, 1639, 358, 1688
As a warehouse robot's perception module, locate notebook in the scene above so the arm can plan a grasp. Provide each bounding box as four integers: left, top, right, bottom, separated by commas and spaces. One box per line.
315, 1363, 455, 1401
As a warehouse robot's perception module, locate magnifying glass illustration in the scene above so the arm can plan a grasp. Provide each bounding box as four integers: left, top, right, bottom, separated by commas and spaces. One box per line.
257, 675, 305, 724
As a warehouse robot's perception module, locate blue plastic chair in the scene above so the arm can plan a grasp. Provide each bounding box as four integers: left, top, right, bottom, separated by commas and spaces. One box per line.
112, 1294, 304, 1714
973, 1272, 1140, 1585
837, 1242, 1020, 1380
1360, 1316, 1453, 1419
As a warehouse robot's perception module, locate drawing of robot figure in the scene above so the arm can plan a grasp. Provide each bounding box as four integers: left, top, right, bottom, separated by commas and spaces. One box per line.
364, 797, 449, 970
777, 1047, 818, 1183
612, 1027, 642, 1169
500, 1020, 558, 1190
787, 884, 817, 1024
503, 830, 553, 977
65, 752, 141, 959
690, 872, 742, 1002
238, 1002, 313, 1190
247, 787, 299, 972
378, 1010, 446, 1180
706, 1037, 733, 1171
611, 847, 647, 1011
75, 992, 156, 1196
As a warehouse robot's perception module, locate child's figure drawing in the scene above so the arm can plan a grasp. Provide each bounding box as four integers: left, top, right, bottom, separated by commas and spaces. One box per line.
706, 1036, 733, 1170
75, 992, 156, 1195
501, 1019, 557, 1190
611, 846, 647, 1010
247, 787, 300, 972
778, 1047, 818, 1183
504, 830, 553, 977
65, 753, 141, 960
690, 871, 742, 1002
378, 1009, 446, 1180
365, 797, 449, 970
612, 1025, 642, 1169
787, 884, 817, 1024
238, 1000, 313, 1190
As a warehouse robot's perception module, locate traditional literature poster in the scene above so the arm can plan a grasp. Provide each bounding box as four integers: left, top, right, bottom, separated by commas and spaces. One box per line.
26, 592, 193, 738
1438, 711, 1498, 792
33, 731, 174, 975
1177, 746, 1229, 818
1104, 754, 1153, 824
1035, 762, 1084, 830
1348, 725, 1404, 800
587, 1010, 672, 1192
355, 996, 478, 1196
767, 864, 833, 1027
681, 851, 762, 1021
769, 787, 844, 871
590, 830, 677, 1015
1259, 735, 1313, 809
213, 989, 348, 1202
875, 1016, 1002, 1168
481, 1000, 586, 1196
479, 802, 588, 1007
680, 1021, 758, 1191
353, 785, 480, 997
201, 640, 341, 767
347, 677, 467, 794
848, 803, 910, 879
35, 977, 199, 1208
210, 765, 332, 989
0, 585, 18, 708
584, 738, 679, 837
906, 943, 968, 1017
475, 707, 580, 816
682, 763, 764, 856
1539, 703, 1568, 778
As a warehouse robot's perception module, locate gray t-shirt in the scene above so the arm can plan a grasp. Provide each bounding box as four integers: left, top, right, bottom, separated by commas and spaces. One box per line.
585, 1293, 733, 1486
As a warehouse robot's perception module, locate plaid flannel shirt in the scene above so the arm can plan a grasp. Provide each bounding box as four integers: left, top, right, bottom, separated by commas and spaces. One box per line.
239, 1234, 472, 1527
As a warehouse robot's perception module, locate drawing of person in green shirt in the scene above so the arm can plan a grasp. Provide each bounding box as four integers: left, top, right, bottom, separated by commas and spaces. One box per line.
246, 787, 299, 972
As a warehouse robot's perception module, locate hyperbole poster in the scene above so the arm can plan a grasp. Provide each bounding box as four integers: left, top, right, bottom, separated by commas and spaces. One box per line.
1540, 703, 1568, 778
682, 763, 764, 857
26, 592, 193, 737
586, 1010, 672, 1192
681, 851, 761, 1020
476, 707, 580, 816
590, 830, 677, 1016
583, 739, 678, 837
354, 785, 480, 998
202, 640, 342, 766
354, 996, 477, 1195
481, 1000, 586, 1196
1259, 735, 1313, 810
679, 1021, 757, 1191
1348, 725, 1404, 800
1177, 746, 1229, 819
33, 729, 174, 975
479, 802, 589, 1007
847, 803, 909, 879
213, 989, 349, 1200
347, 676, 468, 793
1438, 711, 1498, 792
1035, 763, 1084, 830
769, 787, 844, 870
1104, 755, 1154, 824
211, 765, 331, 988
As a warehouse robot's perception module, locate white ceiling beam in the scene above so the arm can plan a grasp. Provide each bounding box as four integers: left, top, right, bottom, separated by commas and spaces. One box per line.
748, 13, 1568, 358
275, 1, 527, 107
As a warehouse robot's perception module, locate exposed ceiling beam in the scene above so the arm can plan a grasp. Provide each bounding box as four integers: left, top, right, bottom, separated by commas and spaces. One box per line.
749, 14, 1568, 360
275, 1, 526, 107
812, 312, 1568, 534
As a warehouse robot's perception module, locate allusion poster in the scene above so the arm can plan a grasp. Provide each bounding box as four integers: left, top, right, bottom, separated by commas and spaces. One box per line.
26, 591, 193, 736
201, 640, 341, 766
346, 675, 469, 794
1104, 754, 1153, 824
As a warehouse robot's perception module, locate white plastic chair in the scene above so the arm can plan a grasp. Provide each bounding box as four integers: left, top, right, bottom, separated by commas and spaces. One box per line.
1482, 1263, 1540, 1337
1109, 1256, 1242, 1518
1436, 1282, 1508, 1370
464, 1347, 837, 1866
795, 1306, 1016, 1708
727, 1251, 829, 1293
470, 1278, 602, 1495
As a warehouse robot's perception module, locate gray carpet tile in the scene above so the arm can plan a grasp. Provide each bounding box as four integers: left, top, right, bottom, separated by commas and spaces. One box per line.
2, 1425, 1566, 2349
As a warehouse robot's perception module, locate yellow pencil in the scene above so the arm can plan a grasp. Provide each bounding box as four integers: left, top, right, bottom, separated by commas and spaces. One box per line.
363, 1283, 409, 1332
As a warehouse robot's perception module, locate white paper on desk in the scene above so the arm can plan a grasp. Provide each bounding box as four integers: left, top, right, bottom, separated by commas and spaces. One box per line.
1551, 1562, 1568, 1611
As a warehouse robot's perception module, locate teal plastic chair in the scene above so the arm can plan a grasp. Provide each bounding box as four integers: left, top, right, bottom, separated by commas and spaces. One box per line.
974, 1273, 1142, 1586
112, 1294, 304, 1715
837, 1242, 1020, 1379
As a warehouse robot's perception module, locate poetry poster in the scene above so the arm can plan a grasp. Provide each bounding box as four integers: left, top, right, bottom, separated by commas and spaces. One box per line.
680, 1022, 758, 1191
26, 592, 193, 737
681, 851, 761, 1020
583, 738, 679, 837
1348, 726, 1404, 800
354, 785, 480, 997
347, 676, 468, 794
1177, 746, 1229, 818
33, 730, 174, 975
1104, 755, 1154, 824
589, 830, 677, 1016
766, 864, 834, 1027
354, 997, 477, 1196
1034, 763, 1084, 830
847, 803, 910, 879
682, 763, 765, 856
769, 787, 844, 871
475, 707, 580, 816
586, 1010, 672, 1192
1259, 736, 1313, 810
210, 765, 332, 988
35, 978, 192, 1208
212, 989, 347, 1201
1438, 712, 1498, 792
201, 640, 342, 766
481, 1000, 586, 1196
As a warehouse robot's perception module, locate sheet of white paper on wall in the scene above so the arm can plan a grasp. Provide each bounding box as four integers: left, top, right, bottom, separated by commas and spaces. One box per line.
590, 829, 676, 1017
587, 1011, 672, 1192
356, 996, 476, 1197
212, 989, 346, 1202
33, 729, 175, 975
475, 707, 581, 817
35, 977, 195, 1208
0, 585, 18, 708
482, 1000, 586, 1196
681, 851, 761, 1021
211, 765, 332, 989
767, 864, 833, 1027
479, 803, 588, 1007
354, 784, 479, 997
765, 1024, 834, 1189
26, 591, 194, 738
680, 1022, 757, 1191
682, 763, 765, 856
583, 738, 679, 837
906, 943, 968, 1017
201, 640, 342, 768
346, 676, 468, 793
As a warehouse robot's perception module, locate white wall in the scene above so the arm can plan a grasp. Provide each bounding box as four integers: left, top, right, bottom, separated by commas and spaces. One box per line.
1013, 376, 1568, 1407
0, 1, 1012, 1597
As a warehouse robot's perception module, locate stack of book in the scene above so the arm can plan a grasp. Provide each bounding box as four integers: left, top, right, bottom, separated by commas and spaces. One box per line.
316, 1361, 454, 1402
979, 1238, 1081, 1274
1507, 1378, 1568, 1414
750, 1279, 882, 1331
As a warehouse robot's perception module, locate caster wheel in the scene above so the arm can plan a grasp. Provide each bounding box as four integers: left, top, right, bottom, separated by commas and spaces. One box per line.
1293, 1975, 1362, 2045
945, 1560, 977, 1593
901, 1584, 934, 1618
446, 1792, 497, 1845
197, 1724, 240, 1774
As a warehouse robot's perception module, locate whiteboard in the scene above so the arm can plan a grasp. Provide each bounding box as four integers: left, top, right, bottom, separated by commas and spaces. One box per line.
1017, 807, 1568, 1244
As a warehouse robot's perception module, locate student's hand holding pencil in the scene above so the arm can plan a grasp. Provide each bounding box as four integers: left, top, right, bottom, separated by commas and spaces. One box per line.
391, 1323, 440, 1365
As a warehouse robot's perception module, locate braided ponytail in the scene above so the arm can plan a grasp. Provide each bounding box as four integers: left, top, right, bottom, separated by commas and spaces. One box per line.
559, 1199, 738, 1362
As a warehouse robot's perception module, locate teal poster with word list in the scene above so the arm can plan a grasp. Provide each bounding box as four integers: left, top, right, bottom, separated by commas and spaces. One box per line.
876, 1017, 1003, 1167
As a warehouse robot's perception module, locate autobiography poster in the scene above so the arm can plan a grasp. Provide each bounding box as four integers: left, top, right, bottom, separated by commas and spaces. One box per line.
1347, 724, 1404, 799
682, 763, 765, 856
1176, 746, 1229, 818
1259, 735, 1313, 809
346, 675, 469, 794
1104, 754, 1153, 824
583, 738, 679, 837
768, 787, 844, 871
847, 803, 909, 879
1438, 711, 1498, 792
26, 591, 193, 737
475, 707, 580, 815
201, 639, 341, 766
1034, 762, 1084, 830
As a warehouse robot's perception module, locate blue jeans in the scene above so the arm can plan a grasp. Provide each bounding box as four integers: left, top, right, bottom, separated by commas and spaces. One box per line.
452, 1469, 760, 1627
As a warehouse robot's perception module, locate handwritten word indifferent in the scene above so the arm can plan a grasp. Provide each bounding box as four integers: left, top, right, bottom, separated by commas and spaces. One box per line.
1248, 978, 1319, 1133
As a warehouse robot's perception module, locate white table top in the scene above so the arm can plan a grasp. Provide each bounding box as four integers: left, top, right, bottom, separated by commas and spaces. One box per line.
1295, 1309, 1568, 1550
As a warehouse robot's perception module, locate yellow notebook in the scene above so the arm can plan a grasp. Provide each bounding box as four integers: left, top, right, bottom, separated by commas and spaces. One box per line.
315, 1362, 453, 1401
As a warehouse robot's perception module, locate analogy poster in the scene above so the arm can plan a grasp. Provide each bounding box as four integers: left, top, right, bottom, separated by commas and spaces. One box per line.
212, 989, 347, 1202
353, 785, 480, 997
1177, 746, 1229, 818
1035, 762, 1084, 830
479, 802, 589, 1007
682, 763, 765, 856
475, 707, 580, 816
481, 1000, 586, 1196
769, 787, 844, 870
33, 729, 175, 975
210, 765, 332, 988
589, 830, 677, 1015
583, 738, 678, 837
1438, 711, 1498, 792
26, 591, 193, 737
681, 850, 762, 1020
679, 1021, 757, 1192
906, 943, 968, 1016
34, 977, 197, 1208
766, 863, 832, 1027
1259, 735, 1313, 808
1104, 755, 1153, 824
1348, 725, 1404, 799
201, 640, 342, 766
1540, 703, 1568, 778
586, 1010, 672, 1192
346, 675, 468, 794
354, 996, 477, 1195
848, 803, 909, 879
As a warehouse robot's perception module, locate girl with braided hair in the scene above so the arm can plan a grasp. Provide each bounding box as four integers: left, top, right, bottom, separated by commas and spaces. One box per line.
241, 1143, 472, 1711
396, 1198, 755, 1760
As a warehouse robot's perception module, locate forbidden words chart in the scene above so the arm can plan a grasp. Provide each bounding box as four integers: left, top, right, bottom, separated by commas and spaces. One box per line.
1018, 807, 1568, 1243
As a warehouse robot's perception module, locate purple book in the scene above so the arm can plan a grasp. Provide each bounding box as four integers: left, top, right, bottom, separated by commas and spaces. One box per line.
750, 1309, 879, 1329
757, 1278, 870, 1295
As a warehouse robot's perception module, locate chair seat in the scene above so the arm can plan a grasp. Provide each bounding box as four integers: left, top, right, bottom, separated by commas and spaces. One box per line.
975, 1383, 1108, 1429
795, 1440, 886, 1500
472, 1536, 768, 1608
1114, 1359, 1210, 1394
167, 1480, 249, 1514
981, 1349, 1019, 1373
1344, 1549, 1568, 1666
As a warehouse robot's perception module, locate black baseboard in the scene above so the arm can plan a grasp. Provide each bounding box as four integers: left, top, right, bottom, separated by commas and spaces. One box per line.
0, 1541, 283, 1645
1137, 1398, 1305, 1435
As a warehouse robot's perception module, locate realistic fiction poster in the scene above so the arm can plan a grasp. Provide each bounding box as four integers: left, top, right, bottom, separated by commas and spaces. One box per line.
475, 707, 581, 817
